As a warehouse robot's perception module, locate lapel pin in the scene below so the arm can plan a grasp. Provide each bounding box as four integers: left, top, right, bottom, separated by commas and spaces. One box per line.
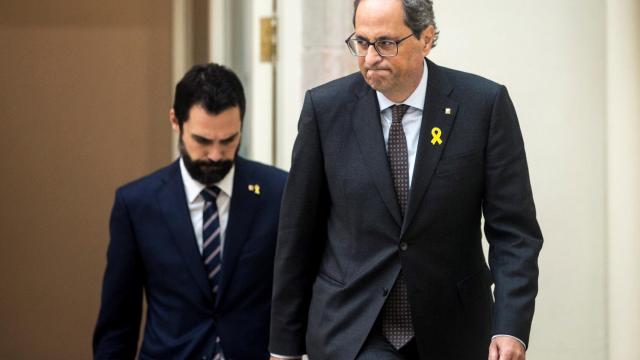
445, 107, 452, 115
248, 184, 261, 195
431, 127, 443, 145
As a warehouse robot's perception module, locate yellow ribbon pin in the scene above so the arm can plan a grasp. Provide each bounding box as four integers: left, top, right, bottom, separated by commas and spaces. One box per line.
248, 184, 261, 195
431, 127, 443, 145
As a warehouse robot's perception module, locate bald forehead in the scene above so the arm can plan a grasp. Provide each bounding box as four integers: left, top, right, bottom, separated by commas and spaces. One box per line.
354, 0, 409, 38
355, 0, 405, 23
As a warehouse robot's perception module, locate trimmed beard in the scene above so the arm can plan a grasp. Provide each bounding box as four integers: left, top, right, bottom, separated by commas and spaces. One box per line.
179, 138, 236, 186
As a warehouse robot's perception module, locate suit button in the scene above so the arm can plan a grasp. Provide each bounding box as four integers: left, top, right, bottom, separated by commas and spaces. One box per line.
201, 356, 207, 360
383, 288, 389, 297
400, 242, 408, 251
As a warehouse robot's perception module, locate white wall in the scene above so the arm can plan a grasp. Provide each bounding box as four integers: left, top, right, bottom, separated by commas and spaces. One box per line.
275, 0, 302, 169
210, 0, 275, 164
171, 0, 194, 159
606, 0, 640, 359
276, 0, 355, 169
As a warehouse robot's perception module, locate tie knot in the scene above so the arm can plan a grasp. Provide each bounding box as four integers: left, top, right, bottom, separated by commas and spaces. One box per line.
391, 104, 409, 124
201, 186, 221, 202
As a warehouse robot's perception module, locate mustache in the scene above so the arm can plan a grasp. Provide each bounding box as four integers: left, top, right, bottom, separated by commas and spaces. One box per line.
192, 159, 232, 168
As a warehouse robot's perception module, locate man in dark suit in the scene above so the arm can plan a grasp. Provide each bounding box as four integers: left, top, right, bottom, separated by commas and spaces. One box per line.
269, 0, 542, 359
94, 63, 287, 360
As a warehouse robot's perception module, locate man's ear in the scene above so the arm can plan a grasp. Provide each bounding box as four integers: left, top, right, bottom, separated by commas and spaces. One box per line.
421, 25, 436, 56
169, 109, 180, 133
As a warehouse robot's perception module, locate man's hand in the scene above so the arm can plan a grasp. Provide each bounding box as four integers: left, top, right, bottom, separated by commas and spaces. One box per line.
488, 336, 525, 360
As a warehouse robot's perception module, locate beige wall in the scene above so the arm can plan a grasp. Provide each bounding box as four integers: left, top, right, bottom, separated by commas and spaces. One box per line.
0, 0, 172, 358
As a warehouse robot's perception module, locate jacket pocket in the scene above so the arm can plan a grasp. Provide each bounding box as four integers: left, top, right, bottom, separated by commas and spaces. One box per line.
436, 150, 483, 176
456, 268, 493, 308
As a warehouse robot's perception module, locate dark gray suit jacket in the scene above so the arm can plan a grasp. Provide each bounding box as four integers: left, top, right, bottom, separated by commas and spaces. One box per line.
270, 59, 543, 360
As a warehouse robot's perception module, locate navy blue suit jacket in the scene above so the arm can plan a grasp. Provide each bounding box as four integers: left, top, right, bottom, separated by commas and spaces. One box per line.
94, 156, 287, 360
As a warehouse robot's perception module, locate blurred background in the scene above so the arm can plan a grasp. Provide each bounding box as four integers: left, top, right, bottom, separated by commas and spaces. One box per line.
0, 0, 638, 359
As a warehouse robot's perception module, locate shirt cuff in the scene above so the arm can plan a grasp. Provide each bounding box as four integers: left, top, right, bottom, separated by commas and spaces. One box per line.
270, 353, 303, 359
491, 334, 527, 350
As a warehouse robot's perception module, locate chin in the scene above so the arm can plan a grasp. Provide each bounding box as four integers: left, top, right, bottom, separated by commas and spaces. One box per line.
367, 74, 389, 88
366, 79, 385, 91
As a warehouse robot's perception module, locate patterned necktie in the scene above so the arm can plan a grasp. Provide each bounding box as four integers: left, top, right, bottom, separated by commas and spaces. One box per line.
387, 104, 410, 215
201, 187, 222, 295
381, 104, 415, 349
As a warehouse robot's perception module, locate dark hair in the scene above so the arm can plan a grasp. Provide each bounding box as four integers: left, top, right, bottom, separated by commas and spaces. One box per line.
172, 63, 246, 128
353, 0, 439, 47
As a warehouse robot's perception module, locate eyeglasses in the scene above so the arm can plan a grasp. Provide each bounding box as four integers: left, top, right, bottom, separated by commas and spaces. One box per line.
345, 33, 414, 57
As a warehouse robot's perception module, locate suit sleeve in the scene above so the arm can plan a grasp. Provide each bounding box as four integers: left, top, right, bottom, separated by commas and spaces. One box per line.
482, 85, 543, 347
269, 91, 328, 356
93, 189, 144, 359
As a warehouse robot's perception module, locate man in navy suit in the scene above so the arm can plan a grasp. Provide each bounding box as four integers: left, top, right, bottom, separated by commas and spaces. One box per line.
94, 63, 287, 360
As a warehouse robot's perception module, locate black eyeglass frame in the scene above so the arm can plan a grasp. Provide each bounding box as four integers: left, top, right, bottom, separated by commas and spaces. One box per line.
345, 32, 414, 57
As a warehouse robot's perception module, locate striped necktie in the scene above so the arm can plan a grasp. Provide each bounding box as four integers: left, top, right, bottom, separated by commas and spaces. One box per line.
202, 187, 226, 359
201, 187, 222, 295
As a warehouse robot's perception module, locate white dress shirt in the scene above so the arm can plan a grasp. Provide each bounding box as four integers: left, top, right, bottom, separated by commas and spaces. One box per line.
179, 157, 234, 258
377, 59, 428, 187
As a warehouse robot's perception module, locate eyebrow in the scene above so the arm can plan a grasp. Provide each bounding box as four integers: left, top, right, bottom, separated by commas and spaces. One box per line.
191, 133, 213, 144
219, 132, 239, 143
191, 132, 239, 144
355, 33, 394, 41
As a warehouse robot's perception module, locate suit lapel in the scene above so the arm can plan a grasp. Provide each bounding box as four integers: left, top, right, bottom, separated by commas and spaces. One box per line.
214, 157, 259, 308
156, 161, 213, 301
402, 59, 459, 236
352, 86, 403, 227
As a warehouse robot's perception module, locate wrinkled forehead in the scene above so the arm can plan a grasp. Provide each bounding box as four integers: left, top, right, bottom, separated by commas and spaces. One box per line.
354, 0, 408, 39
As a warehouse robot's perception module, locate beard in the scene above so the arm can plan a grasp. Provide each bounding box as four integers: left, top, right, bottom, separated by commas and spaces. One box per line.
179, 139, 236, 186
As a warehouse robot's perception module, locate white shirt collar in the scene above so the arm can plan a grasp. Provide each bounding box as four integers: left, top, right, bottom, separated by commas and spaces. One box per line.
376, 58, 428, 111
179, 157, 235, 203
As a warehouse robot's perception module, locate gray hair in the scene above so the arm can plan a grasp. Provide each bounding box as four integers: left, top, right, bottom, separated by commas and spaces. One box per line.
353, 0, 440, 47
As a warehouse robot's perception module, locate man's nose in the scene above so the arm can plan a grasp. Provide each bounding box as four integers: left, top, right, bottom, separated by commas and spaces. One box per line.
364, 44, 382, 67
206, 145, 224, 162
